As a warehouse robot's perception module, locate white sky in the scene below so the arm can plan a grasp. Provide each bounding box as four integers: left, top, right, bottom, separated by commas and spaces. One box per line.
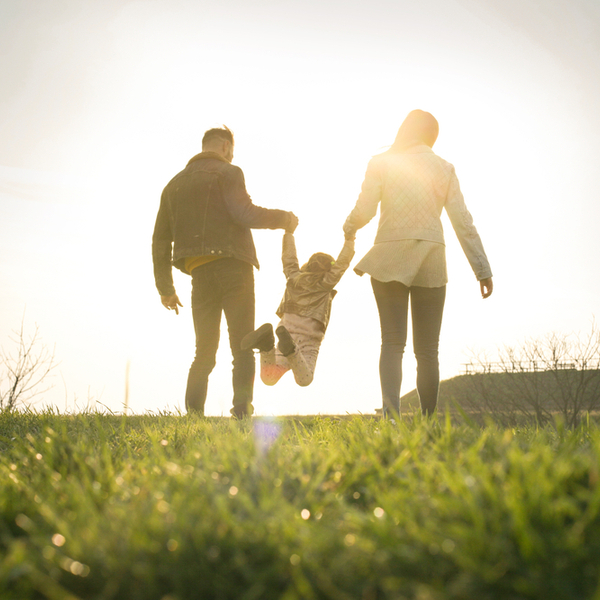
1, 0, 599, 415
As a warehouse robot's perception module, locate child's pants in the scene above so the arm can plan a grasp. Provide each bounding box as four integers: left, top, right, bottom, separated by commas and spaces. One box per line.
260, 313, 325, 387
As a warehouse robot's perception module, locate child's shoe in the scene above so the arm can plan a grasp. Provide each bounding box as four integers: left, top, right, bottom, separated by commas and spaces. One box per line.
241, 323, 275, 352
275, 325, 296, 357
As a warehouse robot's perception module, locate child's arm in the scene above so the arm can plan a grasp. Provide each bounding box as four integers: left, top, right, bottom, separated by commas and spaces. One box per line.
322, 237, 355, 288
282, 232, 300, 279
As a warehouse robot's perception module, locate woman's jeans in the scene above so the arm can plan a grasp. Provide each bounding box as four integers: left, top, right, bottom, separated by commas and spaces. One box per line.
185, 259, 255, 417
371, 278, 446, 417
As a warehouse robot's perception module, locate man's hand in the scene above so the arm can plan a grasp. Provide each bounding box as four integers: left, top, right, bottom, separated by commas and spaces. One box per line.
286, 212, 299, 233
161, 293, 183, 314
479, 277, 493, 299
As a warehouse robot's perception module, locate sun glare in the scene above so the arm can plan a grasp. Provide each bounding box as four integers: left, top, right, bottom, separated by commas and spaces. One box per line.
3, 0, 598, 415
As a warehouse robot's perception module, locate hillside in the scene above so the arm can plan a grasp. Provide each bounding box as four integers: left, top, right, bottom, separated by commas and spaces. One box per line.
400, 369, 600, 424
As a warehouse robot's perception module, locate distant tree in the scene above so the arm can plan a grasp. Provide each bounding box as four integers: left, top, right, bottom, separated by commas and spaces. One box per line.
0, 318, 57, 411
463, 324, 600, 427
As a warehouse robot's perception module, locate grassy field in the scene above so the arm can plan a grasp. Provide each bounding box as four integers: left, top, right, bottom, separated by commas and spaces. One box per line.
1, 411, 600, 599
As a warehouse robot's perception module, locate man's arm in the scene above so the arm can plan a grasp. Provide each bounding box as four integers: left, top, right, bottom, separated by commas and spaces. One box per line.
152, 191, 177, 298
221, 166, 297, 231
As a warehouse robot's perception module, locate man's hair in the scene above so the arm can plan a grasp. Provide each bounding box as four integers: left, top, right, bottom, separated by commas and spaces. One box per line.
202, 126, 234, 149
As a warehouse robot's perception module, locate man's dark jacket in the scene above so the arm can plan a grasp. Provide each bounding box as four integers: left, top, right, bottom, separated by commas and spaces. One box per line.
152, 152, 292, 296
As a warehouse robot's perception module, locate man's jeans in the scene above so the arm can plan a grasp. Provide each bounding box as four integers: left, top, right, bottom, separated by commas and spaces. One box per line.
371, 278, 446, 417
185, 258, 255, 416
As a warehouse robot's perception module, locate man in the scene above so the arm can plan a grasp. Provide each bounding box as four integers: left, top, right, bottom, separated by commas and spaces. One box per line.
152, 126, 298, 417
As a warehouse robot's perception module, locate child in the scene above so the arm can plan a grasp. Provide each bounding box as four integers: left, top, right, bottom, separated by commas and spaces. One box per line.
242, 232, 355, 386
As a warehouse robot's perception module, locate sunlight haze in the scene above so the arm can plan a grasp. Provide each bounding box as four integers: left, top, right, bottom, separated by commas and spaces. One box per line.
1, 0, 599, 415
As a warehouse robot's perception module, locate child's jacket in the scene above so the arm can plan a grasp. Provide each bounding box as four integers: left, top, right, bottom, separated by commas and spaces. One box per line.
276, 233, 355, 330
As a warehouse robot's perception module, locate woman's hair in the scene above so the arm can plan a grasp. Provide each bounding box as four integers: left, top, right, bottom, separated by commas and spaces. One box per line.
390, 110, 439, 152
300, 252, 335, 273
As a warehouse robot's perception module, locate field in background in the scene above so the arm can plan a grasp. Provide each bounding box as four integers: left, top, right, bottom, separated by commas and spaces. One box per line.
400, 370, 600, 427
2, 412, 600, 599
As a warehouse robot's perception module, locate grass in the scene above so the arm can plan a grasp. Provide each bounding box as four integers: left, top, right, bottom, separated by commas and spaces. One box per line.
1, 411, 600, 599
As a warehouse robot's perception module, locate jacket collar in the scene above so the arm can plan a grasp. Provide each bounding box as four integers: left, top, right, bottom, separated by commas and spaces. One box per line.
382, 144, 434, 157
402, 144, 434, 154
187, 151, 230, 165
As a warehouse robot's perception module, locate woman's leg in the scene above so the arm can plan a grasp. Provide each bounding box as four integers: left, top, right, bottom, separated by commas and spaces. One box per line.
410, 285, 446, 416
371, 278, 410, 417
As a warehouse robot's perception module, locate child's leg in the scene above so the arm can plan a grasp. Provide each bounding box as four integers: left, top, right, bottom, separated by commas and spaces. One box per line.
286, 348, 317, 387
260, 348, 290, 386
279, 314, 325, 387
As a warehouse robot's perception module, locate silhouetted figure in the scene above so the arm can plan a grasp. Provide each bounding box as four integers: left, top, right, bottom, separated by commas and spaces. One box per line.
152, 126, 298, 418
242, 232, 354, 387
344, 110, 493, 417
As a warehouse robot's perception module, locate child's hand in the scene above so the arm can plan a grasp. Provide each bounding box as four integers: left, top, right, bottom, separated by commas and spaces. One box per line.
343, 225, 356, 241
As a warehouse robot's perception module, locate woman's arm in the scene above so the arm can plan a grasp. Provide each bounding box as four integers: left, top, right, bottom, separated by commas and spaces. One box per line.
343, 157, 383, 237
444, 167, 493, 282
322, 237, 356, 288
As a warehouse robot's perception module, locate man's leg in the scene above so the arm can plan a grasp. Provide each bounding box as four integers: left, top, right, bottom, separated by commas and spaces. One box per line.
220, 260, 256, 417
411, 285, 446, 416
371, 278, 410, 418
185, 267, 222, 414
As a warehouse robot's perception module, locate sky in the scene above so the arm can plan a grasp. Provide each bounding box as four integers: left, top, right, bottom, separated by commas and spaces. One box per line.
1, 0, 599, 416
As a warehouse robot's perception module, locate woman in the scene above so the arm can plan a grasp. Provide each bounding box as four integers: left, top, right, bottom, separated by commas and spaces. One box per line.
343, 110, 493, 417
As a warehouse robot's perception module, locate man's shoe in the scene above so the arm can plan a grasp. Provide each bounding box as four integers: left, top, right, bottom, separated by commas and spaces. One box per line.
276, 325, 296, 357
241, 323, 274, 352
230, 403, 254, 419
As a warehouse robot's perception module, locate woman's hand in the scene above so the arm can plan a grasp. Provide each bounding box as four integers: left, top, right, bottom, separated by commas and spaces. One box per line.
479, 277, 493, 299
